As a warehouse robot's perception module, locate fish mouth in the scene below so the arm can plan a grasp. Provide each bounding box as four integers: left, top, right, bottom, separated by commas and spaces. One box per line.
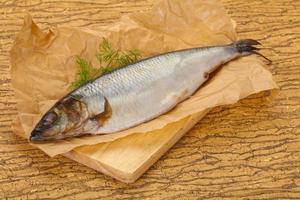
30, 136, 56, 143
30, 130, 43, 142
30, 130, 65, 143
29, 129, 90, 143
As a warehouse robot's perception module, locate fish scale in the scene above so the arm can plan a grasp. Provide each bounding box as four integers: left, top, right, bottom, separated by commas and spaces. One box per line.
30, 39, 265, 141
88, 47, 234, 133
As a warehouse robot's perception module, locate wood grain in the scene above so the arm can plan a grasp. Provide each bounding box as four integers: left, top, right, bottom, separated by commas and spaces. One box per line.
63, 110, 210, 183
0, 0, 299, 199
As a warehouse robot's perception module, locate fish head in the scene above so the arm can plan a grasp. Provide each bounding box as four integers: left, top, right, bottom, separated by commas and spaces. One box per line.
30, 96, 89, 142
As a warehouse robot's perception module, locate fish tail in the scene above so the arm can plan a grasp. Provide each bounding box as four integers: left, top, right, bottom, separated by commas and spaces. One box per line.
233, 39, 272, 64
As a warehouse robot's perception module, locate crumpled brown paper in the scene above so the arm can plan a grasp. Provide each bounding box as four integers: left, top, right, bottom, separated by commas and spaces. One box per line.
11, 0, 278, 157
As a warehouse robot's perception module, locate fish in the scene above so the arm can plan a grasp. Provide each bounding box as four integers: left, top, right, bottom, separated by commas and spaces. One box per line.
30, 39, 269, 141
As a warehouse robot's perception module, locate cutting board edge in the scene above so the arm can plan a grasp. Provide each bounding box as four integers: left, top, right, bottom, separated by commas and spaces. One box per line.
128, 109, 211, 182
63, 109, 211, 183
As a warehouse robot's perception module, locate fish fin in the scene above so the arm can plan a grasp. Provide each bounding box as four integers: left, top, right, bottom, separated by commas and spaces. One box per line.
234, 39, 260, 53
77, 105, 112, 134
233, 39, 272, 64
71, 93, 107, 118
92, 98, 112, 126
87, 95, 106, 118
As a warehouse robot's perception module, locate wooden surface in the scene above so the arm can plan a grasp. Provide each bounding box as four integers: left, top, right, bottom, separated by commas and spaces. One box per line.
1, 0, 300, 199
64, 110, 210, 183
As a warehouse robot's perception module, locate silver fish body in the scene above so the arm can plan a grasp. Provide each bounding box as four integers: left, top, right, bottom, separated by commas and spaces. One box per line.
30, 39, 263, 141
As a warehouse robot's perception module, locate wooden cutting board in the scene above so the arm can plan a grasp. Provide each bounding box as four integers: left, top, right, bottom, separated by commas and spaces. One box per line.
63, 110, 209, 183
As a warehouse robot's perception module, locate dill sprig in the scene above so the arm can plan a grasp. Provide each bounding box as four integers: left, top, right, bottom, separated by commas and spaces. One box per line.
71, 38, 142, 89
70, 56, 96, 89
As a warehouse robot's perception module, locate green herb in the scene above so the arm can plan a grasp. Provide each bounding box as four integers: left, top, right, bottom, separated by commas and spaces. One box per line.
71, 38, 142, 89
70, 56, 95, 89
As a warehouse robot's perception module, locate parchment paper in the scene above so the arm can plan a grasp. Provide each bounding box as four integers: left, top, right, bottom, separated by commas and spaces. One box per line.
10, 0, 278, 157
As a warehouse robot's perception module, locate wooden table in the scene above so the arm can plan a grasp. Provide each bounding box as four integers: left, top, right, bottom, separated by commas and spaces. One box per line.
1, 0, 299, 199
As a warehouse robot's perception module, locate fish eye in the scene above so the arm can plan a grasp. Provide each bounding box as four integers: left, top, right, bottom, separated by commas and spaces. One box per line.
43, 111, 58, 127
